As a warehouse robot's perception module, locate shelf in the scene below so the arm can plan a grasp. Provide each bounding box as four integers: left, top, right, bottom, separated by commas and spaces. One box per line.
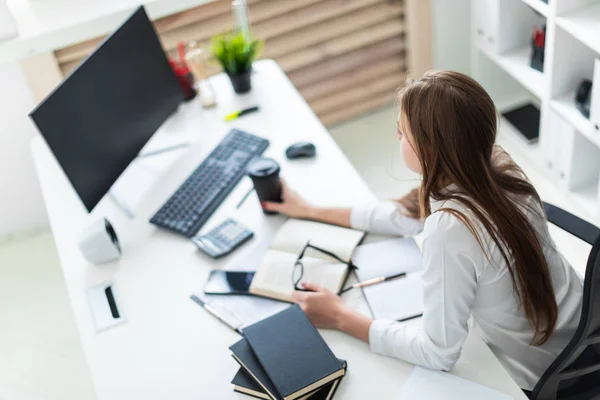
556, 2, 600, 55
498, 115, 541, 165
496, 96, 536, 113
482, 46, 546, 98
551, 92, 596, 144
521, 0, 549, 17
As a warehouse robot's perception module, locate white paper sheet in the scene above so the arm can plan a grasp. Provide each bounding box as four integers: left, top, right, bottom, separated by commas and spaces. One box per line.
397, 367, 513, 400
363, 271, 424, 320
352, 238, 422, 280
352, 238, 424, 321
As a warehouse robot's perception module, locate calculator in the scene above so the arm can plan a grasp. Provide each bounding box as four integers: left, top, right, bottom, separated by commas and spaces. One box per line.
191, 218, 254, 258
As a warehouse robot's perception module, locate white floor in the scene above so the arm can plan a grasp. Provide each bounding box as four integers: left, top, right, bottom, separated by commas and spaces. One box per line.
0, 232, 95, 400
0, 104, 592, 400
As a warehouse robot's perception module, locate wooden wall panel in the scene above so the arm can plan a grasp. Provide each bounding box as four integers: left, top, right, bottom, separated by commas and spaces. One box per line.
311, 74, 401, 115
262, 2, 403, 59
54, 0, 411, 127
288, 38, 405, 87
320, 91, 399, 126
278, 22, 405, 72
301, 57, 404, 102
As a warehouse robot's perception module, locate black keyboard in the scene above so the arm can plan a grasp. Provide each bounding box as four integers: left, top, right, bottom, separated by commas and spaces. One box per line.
150, 129, 269, 237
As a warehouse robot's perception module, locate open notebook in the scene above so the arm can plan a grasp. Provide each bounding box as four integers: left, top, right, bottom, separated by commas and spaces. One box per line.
249, 219, 365, 302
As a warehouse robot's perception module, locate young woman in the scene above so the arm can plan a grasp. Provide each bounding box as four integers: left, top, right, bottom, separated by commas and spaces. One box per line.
263, 71, 583, 392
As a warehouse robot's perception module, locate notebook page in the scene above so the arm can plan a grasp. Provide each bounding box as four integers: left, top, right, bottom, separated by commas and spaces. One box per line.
352, 238, 422, 281
363, 271, 424, 321
270, 219, 364, 262
397, 367, 513, 400
250, 250, 348, 302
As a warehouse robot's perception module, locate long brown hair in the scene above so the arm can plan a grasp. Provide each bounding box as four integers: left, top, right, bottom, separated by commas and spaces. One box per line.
398, 71, 557, 345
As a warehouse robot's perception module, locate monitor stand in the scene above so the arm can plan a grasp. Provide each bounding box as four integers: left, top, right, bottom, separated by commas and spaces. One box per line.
106, 142, 191, 219
137, 142, 191, 159
108, 191, 135, 219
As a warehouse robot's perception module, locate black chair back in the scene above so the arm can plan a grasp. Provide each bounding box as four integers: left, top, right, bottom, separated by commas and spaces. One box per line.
531, 203, 600, 400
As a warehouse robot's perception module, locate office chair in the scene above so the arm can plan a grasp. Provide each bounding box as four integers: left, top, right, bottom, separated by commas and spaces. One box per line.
530, 202, 600, 400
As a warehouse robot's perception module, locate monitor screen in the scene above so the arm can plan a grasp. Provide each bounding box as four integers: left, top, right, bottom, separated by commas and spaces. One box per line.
30, 6, 184, 212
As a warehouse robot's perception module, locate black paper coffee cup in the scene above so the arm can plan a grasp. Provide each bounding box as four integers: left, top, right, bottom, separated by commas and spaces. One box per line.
247, 158, 282, 215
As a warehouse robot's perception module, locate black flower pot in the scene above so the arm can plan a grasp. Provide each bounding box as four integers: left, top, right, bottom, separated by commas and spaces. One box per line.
228, 69, 252, 94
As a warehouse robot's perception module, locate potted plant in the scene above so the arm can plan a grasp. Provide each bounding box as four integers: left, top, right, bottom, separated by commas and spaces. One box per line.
211, 31, 263, 94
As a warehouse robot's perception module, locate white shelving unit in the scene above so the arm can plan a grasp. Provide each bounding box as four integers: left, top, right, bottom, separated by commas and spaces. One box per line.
551, 92, 594, 142
482, 46, 547, 98
556, 2, 600, 55
522, 0, 550, 16
471, 0, 600, 223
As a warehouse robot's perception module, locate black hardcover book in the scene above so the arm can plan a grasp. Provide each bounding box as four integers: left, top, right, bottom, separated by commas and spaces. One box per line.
232, 365, 346, 400
230, 339, 279, 400
232, 368, 270, 399
243, 305, 345, 400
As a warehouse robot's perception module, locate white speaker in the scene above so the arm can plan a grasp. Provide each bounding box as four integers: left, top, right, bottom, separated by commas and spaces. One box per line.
78, 218, 122, 264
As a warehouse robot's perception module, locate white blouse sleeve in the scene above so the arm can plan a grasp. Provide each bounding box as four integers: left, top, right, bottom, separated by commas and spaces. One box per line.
368, 211, 481, 371
350, 201, 424, 236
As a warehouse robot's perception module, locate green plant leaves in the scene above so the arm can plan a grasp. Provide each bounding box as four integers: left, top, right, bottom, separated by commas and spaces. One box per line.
211, 31, 264, 75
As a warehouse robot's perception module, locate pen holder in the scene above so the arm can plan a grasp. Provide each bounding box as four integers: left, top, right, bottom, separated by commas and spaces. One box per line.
170, 59, 196, 101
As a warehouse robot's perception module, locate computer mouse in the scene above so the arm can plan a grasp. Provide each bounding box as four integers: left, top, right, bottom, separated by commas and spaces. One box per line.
285, 142, 316, 159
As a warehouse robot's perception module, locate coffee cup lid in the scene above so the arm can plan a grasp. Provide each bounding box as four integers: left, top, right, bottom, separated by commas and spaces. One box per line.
247, 157, 280, 178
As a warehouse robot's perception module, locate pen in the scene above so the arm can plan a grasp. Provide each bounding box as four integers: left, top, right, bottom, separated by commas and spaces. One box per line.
356, 272, 407, 288
339, 272, 407, 294
236, 187, 255, 209
190, 295, 243, 334
224, 106, 260, 121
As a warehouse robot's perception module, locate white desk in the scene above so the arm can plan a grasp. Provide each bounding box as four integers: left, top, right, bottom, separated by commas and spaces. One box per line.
31, 60, 527, 400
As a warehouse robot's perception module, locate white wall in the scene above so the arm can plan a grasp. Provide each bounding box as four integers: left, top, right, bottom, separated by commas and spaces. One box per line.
0, 61, 48, 237
432, 0, 472, 74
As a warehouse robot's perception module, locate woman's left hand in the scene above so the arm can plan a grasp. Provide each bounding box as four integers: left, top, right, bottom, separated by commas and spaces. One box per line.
291, 282, 347, 329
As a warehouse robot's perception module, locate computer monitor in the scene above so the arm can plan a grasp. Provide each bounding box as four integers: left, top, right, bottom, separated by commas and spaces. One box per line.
30, 6, 184, 212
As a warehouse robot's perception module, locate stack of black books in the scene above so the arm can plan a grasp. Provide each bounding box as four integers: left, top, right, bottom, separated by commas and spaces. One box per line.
230, 305, 347, 399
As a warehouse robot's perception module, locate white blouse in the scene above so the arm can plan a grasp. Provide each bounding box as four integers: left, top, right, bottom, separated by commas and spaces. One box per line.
350, 198, 583, 390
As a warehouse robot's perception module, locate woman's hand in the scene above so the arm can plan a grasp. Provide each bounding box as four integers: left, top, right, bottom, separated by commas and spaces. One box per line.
291, 283, 347, 329
263, 180, 313, 218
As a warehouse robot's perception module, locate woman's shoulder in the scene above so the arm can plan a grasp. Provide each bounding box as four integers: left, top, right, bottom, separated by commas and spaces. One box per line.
422, 203, 488, 275
423, 202, 483, 248
424, 199, 495, 264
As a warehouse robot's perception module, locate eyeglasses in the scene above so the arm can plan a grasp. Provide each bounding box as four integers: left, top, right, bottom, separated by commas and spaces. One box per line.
292, 241, 357, 294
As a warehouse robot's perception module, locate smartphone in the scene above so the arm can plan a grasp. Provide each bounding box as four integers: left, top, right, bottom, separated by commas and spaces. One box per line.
203, 270, 255, 295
